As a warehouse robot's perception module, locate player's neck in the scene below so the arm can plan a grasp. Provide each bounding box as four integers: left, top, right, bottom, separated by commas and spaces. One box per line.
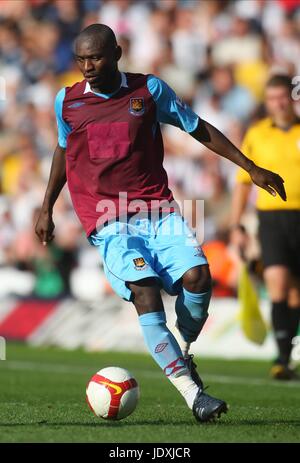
90, 71, 122, 95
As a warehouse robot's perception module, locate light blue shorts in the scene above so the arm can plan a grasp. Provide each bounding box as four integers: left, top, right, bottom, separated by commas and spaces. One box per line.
88, 212, 208, 301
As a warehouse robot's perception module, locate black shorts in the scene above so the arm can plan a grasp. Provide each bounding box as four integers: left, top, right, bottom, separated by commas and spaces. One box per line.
257, 210, 300, 276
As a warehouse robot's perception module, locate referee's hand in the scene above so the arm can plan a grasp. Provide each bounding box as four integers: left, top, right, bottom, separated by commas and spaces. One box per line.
248, 164, 287, 201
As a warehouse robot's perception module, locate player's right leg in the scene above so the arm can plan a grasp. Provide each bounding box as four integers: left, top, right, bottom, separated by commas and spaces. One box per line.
175, 265, 212, 387
148, 212, 228, 420
151, 213, 213, 383
128, 277, 228, 422
128, 277, 199, 411
169, 265, 228, 421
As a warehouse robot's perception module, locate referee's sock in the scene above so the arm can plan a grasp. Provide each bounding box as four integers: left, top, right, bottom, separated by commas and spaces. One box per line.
272, 301, 292, 365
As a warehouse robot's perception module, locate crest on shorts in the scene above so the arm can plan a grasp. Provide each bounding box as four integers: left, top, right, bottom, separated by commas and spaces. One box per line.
194, 246, 204, 257
133, 257, 148, 270
129, 97, 145, 116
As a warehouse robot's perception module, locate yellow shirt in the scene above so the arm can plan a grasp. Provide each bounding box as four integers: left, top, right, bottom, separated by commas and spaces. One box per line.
236, 117, 300, 210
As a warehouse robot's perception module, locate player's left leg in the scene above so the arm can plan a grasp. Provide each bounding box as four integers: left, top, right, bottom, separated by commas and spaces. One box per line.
149, 212, 228, 420
168, 265, 228, 421
173, 264, 212, 379
171, 267, 229, 421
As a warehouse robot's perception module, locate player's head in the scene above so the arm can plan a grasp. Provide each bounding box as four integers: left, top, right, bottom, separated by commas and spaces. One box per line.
265, 74, 294, 119
74, 24, 122, 89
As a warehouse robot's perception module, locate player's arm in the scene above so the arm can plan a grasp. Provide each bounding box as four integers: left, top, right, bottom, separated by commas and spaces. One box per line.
35, 88, 71, 245
190, 118, 286, 201
149, 75, 286, 201
35, 144, 67, 245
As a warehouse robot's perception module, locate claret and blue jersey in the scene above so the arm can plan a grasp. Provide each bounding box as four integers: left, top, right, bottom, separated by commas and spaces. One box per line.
55, 73, 199, 150
54, 72, 200, 236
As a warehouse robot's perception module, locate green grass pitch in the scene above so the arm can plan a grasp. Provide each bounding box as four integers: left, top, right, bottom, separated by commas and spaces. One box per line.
0, 343, 299, 443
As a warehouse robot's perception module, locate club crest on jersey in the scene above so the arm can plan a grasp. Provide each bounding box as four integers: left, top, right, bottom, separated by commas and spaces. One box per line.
129, 97, 145, 116
133, 257, 148, 270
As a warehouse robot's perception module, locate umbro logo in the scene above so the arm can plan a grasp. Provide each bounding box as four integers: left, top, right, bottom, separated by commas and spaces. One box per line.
68, 102, 86, 108
155, 343, 168, 353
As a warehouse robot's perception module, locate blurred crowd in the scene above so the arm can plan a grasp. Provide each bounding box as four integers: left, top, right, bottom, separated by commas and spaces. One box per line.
1, 0, 300, 299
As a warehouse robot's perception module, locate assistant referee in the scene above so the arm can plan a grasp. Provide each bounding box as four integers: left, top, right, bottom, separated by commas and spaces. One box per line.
231, 74, 300, 379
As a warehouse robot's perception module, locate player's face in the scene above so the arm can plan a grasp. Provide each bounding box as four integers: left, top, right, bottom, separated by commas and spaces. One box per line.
265, 86, 293, 119
75, 40, 121, 90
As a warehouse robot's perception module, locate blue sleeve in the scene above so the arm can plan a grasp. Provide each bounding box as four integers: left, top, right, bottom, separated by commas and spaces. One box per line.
54, 88, 72, 148
147, 75, 199, 133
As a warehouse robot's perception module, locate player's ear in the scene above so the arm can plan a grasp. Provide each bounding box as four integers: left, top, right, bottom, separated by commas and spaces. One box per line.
115, 45, 122, 62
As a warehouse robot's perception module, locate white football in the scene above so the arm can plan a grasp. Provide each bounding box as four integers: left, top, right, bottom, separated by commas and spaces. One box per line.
86, 366, 139, 420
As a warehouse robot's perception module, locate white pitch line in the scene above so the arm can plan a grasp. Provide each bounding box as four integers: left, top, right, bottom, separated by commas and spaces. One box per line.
1, 360, 300, 388
205, 373, 300, 388
0, 360, 92, 374
140, 370, 300, 388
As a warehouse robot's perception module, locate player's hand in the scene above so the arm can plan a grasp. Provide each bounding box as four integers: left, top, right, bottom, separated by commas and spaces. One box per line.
248, 164, 287, 201
35, 210, 55, 246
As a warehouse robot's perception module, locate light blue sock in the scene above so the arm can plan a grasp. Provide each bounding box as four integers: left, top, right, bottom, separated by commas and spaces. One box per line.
139, 311, 186, 377
175, 287, 212, 343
